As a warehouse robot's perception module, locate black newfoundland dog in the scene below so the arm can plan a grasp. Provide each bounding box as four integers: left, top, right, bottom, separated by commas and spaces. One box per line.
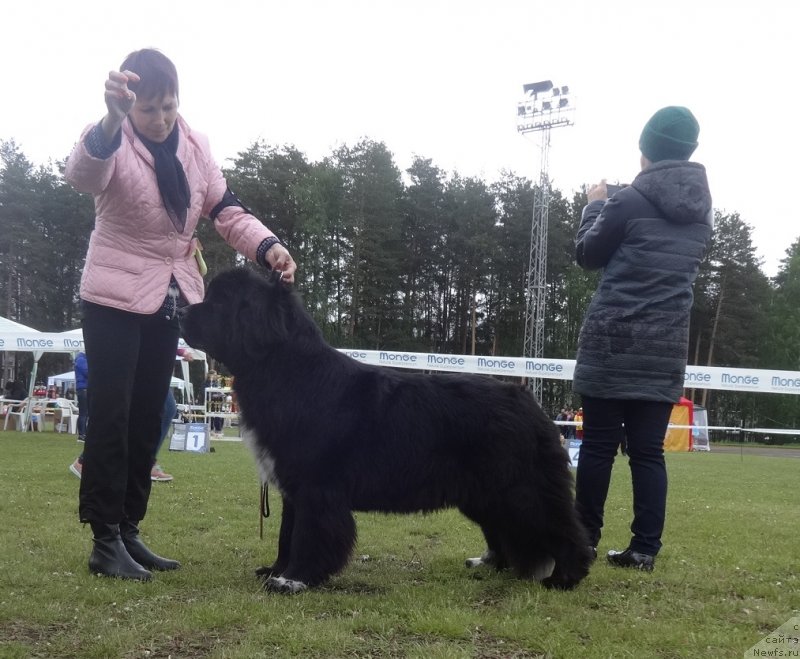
180, 268, 592, 593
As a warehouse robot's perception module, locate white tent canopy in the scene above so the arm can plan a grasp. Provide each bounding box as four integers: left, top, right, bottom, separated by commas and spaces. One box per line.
0, 315, 64, 399
47, 369, 190, 403
0, 317, 84, 355
0, 315, 41, 334
2, 321, 206, 360
2, 318, 205, 401
47, 370, 186, 391
42, 331, 205, 403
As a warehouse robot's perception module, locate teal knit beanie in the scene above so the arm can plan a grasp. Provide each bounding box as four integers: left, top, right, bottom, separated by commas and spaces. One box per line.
639, 106, 699, 162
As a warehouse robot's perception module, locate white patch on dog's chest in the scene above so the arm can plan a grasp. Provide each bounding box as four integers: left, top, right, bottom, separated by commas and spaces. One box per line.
240, 424, 281, 492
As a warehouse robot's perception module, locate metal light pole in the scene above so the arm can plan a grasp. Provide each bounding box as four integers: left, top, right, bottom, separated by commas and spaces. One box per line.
517, 80, 574, 401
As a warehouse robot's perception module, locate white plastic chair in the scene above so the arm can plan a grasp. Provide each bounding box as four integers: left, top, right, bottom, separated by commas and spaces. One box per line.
28, 406, 45, 432
54, 398, 79, 434
3, 399, 28, 431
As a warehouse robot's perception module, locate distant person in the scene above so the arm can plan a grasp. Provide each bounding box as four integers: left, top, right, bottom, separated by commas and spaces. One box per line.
151, 348, 197, 482
564, 408, 575, 440
574, 407, 584, 440
4, 380, 28, 401
64, 48, 296, 581
204, 370, 225, 438
573, 106, 713, 571
73, 350, 195, 483
554, 408, 567, 435
74, 351, 89, 442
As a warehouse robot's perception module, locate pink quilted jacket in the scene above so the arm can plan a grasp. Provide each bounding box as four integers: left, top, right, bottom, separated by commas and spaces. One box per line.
65, 115, 276, 314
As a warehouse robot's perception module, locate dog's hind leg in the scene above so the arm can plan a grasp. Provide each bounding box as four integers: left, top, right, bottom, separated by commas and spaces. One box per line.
256, 498, 294, 581
265, 493, 356, 594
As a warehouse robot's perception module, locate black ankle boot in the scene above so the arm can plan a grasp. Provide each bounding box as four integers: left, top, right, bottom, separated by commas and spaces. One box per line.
606, 548, 655, 572
120, 520, 180, 571
88, 522, 152, 581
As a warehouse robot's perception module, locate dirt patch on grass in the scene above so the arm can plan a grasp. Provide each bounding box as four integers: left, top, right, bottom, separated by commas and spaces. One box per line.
342, 628, 546, 659
0, 621, 74, 657
126, 629, 245, 659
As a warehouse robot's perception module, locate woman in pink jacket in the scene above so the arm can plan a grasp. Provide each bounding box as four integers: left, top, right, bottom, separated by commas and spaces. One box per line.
65, 48, 296, 581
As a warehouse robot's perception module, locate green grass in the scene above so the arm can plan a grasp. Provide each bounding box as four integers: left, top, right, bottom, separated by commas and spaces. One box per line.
0, 431, 797, 658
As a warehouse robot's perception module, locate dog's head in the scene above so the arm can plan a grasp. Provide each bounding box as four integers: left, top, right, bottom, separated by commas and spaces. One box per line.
180, 268, 302, 374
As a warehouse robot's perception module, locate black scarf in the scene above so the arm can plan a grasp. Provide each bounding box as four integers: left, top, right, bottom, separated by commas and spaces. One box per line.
132, 121, 190, 233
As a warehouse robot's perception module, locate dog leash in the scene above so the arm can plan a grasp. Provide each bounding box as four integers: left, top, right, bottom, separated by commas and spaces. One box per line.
259, 481, 271, 540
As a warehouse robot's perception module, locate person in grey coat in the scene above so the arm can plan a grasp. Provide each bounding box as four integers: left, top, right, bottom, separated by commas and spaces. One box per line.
573, 106, 713, 572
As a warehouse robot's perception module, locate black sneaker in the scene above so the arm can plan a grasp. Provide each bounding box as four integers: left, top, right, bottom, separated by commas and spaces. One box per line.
589, 546, 597, 562
606, 548, 655, 572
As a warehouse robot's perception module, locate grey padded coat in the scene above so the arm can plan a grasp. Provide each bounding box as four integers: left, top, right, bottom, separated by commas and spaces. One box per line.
573, 160, 713, 403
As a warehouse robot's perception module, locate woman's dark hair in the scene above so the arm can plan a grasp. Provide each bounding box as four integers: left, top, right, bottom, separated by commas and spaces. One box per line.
120, 48, 179, 101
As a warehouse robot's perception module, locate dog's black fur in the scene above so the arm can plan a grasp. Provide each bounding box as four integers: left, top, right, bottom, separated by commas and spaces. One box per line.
180, 268, 592, 592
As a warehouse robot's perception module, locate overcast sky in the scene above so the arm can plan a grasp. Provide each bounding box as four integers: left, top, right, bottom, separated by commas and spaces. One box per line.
2, 0, 797, 276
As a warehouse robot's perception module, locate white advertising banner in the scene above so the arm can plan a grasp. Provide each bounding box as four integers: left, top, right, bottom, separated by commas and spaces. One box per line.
0, 331, 198, 357
4, 329, 800, 396
0, 331, 85, 354
337, 349, 800, 397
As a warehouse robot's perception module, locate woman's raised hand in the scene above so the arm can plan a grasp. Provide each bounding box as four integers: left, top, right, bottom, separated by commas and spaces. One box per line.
104, 70, 141, 120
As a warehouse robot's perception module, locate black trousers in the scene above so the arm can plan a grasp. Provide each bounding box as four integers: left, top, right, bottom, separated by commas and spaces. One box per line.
575, 396, 673, 556
79, 300, 179, 524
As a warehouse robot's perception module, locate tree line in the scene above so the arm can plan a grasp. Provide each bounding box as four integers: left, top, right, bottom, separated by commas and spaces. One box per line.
2, 137, 800, 435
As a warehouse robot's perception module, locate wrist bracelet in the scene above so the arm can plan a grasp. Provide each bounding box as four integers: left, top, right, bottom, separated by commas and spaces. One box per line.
256, 236, 283, 269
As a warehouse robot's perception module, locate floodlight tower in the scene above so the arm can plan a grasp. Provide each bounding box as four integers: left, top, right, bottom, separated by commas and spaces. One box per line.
517, 80, 574, 401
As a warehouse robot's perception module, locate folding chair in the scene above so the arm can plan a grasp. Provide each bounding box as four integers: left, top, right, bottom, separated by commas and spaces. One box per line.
3, 399, 29, 431
54, 398, 79, 434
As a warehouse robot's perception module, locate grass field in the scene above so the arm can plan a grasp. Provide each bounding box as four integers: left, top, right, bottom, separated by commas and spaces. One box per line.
0, 430, 797, 658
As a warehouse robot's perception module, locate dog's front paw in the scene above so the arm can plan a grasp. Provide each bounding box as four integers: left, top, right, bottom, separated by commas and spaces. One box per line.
465, 549, 506, 570
540, 573, 579, 591
532, 557, 555, 582
265, 575, 308, 594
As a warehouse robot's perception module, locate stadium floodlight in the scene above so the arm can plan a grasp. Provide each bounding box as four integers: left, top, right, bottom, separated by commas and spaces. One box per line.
522, 80, 554, 96
517, 80, 575, 402
517, 80, 575, 134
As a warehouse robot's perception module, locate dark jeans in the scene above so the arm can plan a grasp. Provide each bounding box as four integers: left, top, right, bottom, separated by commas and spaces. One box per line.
76, 387, 88, 437
79, 300, 179, 524
575, 396, 673, 556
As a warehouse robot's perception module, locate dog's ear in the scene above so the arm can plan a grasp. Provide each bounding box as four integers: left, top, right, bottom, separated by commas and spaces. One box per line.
261, 274, 293, 343
237, 270, 292, 357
